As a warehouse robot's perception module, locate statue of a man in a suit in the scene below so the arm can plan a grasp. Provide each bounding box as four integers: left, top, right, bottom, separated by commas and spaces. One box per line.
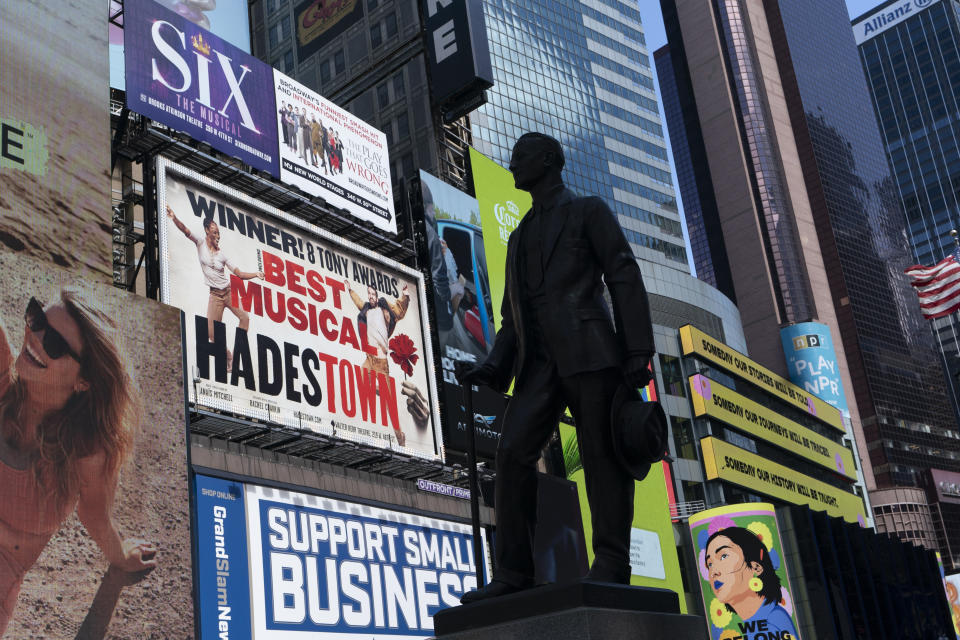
459, 132, 655, 603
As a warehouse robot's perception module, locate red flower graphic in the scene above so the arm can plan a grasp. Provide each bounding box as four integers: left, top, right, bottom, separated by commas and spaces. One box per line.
389, 334, 419, 377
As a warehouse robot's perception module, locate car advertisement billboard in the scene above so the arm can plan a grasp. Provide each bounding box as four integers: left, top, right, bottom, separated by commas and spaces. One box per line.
195, 473, 490, 638
689, 503, 802, 640
276, 72, 396, 234
1, 0, 111, 279
419, 170, 505, 458
158, 159, 441, 458
0, 253, 193, 638
124, 0, 279, 175
779, 322, 849, 416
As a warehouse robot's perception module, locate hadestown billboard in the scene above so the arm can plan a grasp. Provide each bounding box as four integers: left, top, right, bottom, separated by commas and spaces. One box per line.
157, 158, 442, 459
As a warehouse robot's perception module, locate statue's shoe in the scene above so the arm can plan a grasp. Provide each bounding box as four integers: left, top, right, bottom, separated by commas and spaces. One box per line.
584, 564, 631, 584
459, 579, 529, 604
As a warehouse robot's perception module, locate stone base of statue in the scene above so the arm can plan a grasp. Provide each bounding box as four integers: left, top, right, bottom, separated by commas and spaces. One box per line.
432, 580, 708, 639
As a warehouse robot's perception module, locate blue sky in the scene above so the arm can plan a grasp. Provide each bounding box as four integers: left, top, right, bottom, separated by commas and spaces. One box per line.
637, 0, 888, 276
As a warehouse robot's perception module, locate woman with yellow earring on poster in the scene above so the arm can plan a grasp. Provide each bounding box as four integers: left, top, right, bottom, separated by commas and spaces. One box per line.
702, 525, 798, 639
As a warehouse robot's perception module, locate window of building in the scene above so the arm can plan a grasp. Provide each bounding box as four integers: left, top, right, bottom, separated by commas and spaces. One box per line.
397, 112, 409, 139
659, 355, 685, 397
370, 23, 382, 49
273, 49, 295, 73
401, 152, 414, 177
392, 71, 405, 99
334, 50, 345, 75
319, 59, 331, 85
385, 13, 398, 39
377, 82, 390, 109
368, 0, 378, 10
269, 16, 291, 50
672, 416, 697, 461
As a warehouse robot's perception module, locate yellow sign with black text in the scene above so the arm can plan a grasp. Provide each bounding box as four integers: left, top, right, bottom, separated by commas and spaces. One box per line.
679, 324, 844, 433
689, 374, 856, 481
700, 437, 867, 524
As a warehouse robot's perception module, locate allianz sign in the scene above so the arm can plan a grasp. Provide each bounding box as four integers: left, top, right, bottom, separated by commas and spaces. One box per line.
854, 0, 940, 44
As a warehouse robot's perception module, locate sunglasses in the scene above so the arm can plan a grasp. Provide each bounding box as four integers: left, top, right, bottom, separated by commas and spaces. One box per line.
24, 298, 81, 361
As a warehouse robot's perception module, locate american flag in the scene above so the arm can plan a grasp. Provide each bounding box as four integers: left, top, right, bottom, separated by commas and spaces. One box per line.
904, 246, 960, 319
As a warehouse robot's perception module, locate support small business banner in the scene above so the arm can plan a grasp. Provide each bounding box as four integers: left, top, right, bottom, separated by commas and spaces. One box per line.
194, 474, 490, 639
689, 503, 801, 640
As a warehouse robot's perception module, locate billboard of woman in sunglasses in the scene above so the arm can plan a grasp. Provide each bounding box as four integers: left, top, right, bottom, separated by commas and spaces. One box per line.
0, 253, 192, 638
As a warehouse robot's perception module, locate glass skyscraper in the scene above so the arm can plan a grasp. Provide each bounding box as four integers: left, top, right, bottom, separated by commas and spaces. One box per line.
856, 0, 960, 411
659, 0, 959, 494
468, 0, 688, 271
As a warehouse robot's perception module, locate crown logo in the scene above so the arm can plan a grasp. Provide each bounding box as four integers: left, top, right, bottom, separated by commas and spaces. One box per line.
191, 33, 211, 56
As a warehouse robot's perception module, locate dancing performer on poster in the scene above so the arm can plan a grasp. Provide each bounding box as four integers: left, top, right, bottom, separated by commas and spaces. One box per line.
0, 290, 157, 634
345, 280, 414, 446
166, 205, 263, 370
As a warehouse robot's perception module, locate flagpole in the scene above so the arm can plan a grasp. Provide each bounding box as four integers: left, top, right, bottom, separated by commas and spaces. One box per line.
952, 230, 960, 360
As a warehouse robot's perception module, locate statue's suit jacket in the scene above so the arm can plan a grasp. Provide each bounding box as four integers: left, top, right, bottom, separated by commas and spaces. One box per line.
485, 187, 654, 390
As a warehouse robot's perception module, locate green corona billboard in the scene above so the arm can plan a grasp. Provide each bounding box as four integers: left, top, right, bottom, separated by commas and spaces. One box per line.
468, 148, 531, 330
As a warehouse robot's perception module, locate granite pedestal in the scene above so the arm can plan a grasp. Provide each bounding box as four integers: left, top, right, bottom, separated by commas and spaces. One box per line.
432, 580, 707, 639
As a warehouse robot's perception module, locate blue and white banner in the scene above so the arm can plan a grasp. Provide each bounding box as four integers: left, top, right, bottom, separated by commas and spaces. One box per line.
779, 322, 849, 416
195, 475, 489, 639
196, 474, 254, 640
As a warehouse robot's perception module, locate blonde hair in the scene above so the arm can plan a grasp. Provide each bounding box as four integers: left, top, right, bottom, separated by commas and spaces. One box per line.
0, 288, 136, 506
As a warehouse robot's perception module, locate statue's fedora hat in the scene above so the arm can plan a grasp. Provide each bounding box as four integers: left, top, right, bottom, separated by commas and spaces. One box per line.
610, 385, 668, 481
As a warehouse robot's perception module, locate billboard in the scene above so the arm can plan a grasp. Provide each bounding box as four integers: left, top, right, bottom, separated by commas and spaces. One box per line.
679, 325, 844, 433
468, 147, 531, 331
0, 0, 111, 279
700, 437, 867, 524
945, 570, 960, 639
0, 253, 192, 638
276, 72, 396, 234
689, 504, 802, 640
158, 159, 442, 458
779, 322, 849, 416
124, 0, 279, 175
195, 474, 490, 638
295, 0, 365, 62
423, 0, 494, 108
689, 374, 856, 481
110, 0, 252, 90
419, 171, 505, 457
558, 378, 686, 607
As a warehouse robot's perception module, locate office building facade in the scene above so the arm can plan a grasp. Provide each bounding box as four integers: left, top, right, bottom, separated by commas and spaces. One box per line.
468, 0, 688, 270
855, 0, 960, 423
659, 0, 960, 504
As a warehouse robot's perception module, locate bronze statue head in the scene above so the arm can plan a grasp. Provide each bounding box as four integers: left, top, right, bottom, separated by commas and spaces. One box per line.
509, 132, 565, 192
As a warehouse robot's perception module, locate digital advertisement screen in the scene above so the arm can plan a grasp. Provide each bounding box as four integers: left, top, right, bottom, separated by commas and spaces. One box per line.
418, 170, 505, 458
124, 0, 279, 175
159, 159, 442, 458
1, 0, 111, 279
195, 474, 490, 639
0, 253, 193, 638
110, 0, 252, 90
